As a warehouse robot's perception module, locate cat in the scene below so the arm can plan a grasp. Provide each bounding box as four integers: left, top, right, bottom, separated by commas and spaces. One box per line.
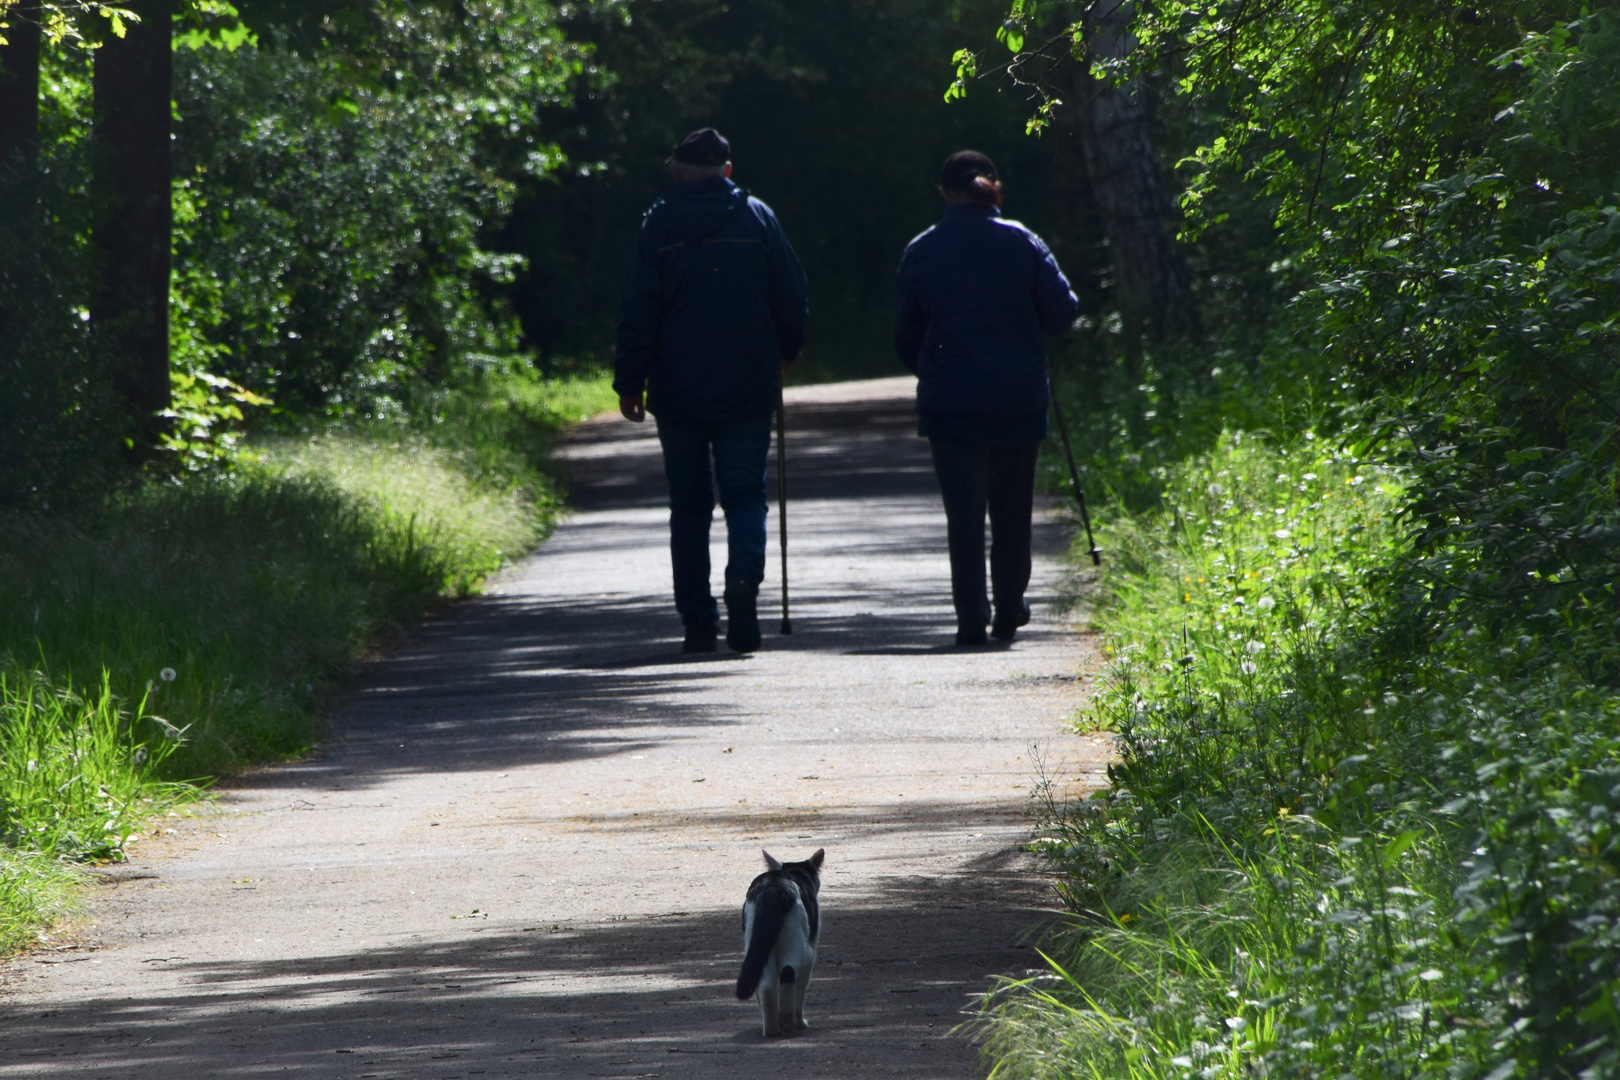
735, 848, 824, 1036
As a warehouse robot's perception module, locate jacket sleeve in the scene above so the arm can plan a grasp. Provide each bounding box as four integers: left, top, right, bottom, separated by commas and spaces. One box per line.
893, 244, 926, 373
1030, 234, 1080, 336
757, 202, 809, 363
613, 215, 662, 398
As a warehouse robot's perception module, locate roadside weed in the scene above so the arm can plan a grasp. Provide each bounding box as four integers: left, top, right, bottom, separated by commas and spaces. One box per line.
0, 850, 80, 955
0, 670, 195, 861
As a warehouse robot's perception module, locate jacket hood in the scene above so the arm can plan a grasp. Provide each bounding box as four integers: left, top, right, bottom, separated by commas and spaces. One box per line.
654, 176, 749, 243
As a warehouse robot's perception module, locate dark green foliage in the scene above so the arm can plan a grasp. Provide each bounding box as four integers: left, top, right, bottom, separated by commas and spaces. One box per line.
502, 0, 1057, 381
171, 2, 581, 415
980, 4, 1620, 1078
0, 157, 122, 509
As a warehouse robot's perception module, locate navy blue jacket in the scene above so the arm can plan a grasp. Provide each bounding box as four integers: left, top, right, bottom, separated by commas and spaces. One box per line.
615, 177, 808, 423
894, 204, 1078, 422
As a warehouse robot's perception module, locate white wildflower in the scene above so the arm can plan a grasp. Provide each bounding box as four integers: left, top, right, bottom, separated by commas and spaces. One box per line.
1257, 596, 1276, 612
1245, 640, 1265, 654
1240, 661, 1258, 675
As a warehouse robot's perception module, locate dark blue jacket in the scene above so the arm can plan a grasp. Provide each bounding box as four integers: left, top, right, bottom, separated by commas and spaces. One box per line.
615, 177, 808, 423
894, 204, 1078, 421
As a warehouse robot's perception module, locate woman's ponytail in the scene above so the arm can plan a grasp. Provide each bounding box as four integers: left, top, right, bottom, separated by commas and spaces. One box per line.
967, 175, 1004, 208
940, 150, 1004, 209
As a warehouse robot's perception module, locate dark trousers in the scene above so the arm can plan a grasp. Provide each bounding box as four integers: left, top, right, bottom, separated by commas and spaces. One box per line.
656, 413, 774, 629
928, 438, 1039, 630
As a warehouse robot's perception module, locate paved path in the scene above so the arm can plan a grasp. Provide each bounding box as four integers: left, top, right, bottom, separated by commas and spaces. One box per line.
1, 376, 1103, 1079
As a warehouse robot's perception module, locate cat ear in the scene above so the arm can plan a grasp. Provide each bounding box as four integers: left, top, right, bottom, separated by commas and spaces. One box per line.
808, 848, 825, 869
762, 849, 783, 871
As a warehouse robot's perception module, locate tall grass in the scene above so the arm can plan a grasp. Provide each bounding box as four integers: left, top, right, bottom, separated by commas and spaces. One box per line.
0, 850, 80, 955
0, 671, 192, 860
0, 372, 614, 952
979, 434, 1517, 1078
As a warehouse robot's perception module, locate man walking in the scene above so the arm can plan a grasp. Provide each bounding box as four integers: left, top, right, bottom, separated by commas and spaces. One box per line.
615, 128, 809, 654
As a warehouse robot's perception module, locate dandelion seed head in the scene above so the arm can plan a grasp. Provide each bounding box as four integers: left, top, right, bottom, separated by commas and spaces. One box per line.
159, 667, 177, 682
1257, 596, 1276, 611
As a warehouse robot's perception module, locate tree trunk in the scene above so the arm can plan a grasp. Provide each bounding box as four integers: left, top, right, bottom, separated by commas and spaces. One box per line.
0, 1, 40, 164
1067, 0, 1195, 340
92, 0, 174, 454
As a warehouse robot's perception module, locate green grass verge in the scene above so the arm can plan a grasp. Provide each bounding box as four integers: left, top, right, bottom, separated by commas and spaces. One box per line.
0, 849, 81, 955
978, 433, 1507, 1077
0, 370, 614, 953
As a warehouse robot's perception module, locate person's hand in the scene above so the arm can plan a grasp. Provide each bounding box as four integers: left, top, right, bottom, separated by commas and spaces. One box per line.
619, 393, 646, 423
780, 355, 798, 381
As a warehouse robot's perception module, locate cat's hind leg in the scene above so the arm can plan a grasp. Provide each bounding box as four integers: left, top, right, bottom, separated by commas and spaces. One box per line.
790, 962, 811, 1030
759, 986, 783, 1037
777, 966, 798, 1034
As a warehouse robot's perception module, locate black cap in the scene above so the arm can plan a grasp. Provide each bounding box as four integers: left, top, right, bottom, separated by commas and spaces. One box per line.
940, 150, 997, 192
670, 128, 731, 167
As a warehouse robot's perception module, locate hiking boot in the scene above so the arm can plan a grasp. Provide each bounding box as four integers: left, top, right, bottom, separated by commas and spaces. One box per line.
991, 600, 1031, 642
725, 585, 761, 653
955, 623, 989, 647
682, 623, 718, 654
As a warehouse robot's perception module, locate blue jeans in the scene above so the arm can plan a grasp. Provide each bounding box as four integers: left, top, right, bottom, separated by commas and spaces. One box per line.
656, 413, 774, 628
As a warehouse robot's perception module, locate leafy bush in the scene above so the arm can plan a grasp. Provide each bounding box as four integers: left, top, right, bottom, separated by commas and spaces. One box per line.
171, 2, 581, 415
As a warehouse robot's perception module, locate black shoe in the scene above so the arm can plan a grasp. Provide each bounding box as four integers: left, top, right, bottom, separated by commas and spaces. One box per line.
725, 586, 761, 653
991, 600, 1032, 642
682, 623, 718, 653
955, 624, 988, 646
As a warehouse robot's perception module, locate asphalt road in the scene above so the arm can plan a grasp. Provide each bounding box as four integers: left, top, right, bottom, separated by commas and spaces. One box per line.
0, 375, 1103, 1079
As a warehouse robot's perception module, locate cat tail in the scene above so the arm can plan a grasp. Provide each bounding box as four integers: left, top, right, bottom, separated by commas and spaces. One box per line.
736, 887, 796, 1000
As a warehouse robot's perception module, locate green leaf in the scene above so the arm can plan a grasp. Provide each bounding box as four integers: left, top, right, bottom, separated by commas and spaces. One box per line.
1381, 829, 1422, 868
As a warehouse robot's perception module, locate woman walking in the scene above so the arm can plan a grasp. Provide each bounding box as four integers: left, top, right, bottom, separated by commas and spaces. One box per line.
894, 151, 1079, 645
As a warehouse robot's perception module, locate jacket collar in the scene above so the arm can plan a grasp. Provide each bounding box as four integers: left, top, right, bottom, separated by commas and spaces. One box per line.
671, 175, 737, 196
943, 202, 1002, 219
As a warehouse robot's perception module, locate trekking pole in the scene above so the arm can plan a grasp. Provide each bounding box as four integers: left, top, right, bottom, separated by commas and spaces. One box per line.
1050, 394, 1102, 566
776, 382, 793, 634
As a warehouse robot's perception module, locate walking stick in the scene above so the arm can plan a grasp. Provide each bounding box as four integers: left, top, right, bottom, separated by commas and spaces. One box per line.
776, 383, 793, 634
1050, 394, 1103, 566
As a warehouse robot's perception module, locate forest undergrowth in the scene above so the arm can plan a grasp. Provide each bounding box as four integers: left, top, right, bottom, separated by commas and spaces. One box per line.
978, 4, 1620, 1078
989, 419, 1619, 1077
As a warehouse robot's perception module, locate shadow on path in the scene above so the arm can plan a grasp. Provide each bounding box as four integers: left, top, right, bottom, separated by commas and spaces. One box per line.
9, 849, 1056, 1080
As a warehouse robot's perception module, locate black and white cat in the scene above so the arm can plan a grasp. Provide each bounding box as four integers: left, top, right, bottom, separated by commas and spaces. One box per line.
735, 848, 824, 1036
